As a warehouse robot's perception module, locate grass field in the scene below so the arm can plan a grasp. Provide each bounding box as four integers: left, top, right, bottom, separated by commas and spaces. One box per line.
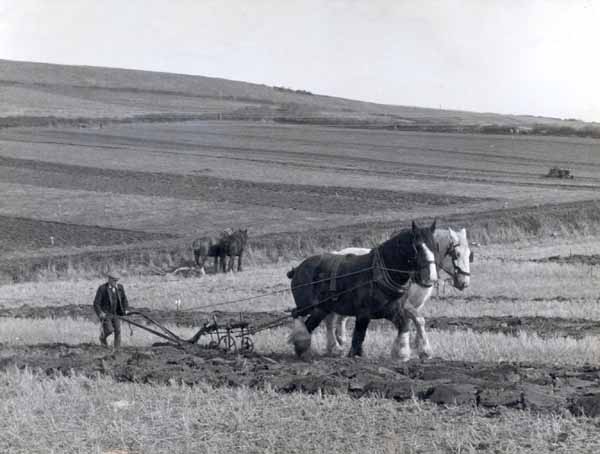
5, 368, 600, 454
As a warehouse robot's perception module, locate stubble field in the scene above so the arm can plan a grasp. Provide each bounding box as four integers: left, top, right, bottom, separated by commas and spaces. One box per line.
2, 120, 600, 453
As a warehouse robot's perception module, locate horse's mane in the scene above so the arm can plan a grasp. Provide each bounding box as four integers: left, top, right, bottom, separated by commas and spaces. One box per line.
380, 228, 418, 265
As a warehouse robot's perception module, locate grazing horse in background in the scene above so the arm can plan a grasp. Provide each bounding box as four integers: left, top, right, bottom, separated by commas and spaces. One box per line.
192, 228, 241, 274
220, 228, 248, 272
287, 220, 438, 359
191, 236, 223, 275
328, 227, 472, 360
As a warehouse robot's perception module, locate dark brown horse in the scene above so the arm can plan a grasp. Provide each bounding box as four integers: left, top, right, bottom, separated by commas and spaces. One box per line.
192, 229, 248, 274
287, 220, 437, 359
221, 229, 248, 272
191, 236, 223, 275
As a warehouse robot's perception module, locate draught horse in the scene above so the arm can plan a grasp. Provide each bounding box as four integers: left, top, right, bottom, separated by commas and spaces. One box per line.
287, 220, 438, 359
192, 228, 248, 274
221, 228, 248, 272
328, 227, 473, 360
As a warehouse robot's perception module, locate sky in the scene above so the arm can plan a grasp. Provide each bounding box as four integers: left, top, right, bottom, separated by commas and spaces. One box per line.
1, 0, 599, 122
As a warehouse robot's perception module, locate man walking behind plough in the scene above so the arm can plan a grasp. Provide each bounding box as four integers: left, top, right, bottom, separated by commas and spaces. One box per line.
93, 271, 129, 349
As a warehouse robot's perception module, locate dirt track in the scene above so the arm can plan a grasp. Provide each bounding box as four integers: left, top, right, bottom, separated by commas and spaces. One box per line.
1, 342, 600, 417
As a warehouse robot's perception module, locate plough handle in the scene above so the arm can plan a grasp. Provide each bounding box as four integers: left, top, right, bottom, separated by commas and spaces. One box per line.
125, 311, 184, 343
118, 316, 182, 346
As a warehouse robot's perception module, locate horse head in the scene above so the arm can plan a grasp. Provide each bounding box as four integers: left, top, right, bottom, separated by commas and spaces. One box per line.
437, 227, 471, 290
410, 219, 438, 288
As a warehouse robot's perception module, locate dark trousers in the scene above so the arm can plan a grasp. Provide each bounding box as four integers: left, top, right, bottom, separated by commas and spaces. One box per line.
100, 314, 121, 348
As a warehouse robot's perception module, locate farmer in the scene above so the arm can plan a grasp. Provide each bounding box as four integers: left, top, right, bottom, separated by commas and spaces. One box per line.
93, 271, 129, 349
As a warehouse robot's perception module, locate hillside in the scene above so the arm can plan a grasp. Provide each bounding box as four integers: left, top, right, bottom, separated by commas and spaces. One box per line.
2, 59, 600, 282
1, 59, 597, 134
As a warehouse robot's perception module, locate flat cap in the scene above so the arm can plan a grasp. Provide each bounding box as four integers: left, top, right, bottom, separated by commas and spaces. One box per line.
105, 271, 120, 280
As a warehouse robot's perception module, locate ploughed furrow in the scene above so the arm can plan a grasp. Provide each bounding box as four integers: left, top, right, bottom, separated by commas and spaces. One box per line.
0, 215, 173, 253
1, 342, 600, 416
0, 155, 481, 214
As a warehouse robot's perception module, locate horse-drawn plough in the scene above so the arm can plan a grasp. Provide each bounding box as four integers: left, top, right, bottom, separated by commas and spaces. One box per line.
121, 310, 258, 353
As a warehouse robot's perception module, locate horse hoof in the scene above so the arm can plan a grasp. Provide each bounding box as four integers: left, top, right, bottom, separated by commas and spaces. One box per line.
419, 349, 433, 360
392, 349, 411, 362
327, 345, 344, 357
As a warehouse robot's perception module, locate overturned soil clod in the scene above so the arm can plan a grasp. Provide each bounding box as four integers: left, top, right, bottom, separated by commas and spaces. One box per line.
1, 342, 600, 416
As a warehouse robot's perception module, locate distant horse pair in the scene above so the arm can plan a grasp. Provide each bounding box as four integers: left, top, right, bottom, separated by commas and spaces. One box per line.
192, 229, 248, 274
287, 222, 472, 361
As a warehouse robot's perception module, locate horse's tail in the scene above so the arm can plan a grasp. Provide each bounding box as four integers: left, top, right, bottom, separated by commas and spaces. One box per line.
286, 267, 296, 279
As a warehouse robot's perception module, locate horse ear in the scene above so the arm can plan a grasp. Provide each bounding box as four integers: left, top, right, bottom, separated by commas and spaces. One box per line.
469, 251, 474, 263
412, 220, 417, 234
430, 218, 436, 233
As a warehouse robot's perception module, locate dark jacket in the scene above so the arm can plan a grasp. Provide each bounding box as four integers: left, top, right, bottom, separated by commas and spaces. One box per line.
93, 282, 129, 317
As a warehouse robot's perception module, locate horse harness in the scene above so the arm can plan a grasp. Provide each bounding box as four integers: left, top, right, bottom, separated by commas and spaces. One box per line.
440, 240, 471, 278
317, 244, 434, 305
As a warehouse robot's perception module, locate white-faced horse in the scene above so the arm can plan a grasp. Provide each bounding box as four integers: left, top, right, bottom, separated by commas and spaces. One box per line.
328, 227, 472, 361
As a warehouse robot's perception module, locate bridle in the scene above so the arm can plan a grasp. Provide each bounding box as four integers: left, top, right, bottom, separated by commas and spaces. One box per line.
440, 236, 471, 279
371, 237, 437, 293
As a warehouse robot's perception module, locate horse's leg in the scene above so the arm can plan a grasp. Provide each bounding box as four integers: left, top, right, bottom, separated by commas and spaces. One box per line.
336, 315, 348, 346
228, 254, 234, 272
199, 257, 206, 276
403, 305, 432, 359
325, 313, 344, 356
237, 251, 243, 272
213, 255, 219, 273
348, 316, 370, 357
391, 316, 412, 362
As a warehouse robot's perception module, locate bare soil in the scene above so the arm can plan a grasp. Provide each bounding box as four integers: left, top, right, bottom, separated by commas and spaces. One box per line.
2, 341, 600, 416
0, 214, 172, 254
0, 154, 477, 217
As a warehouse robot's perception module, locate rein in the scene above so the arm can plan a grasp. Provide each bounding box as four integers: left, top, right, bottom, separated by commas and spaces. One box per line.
372, 246, 412, 295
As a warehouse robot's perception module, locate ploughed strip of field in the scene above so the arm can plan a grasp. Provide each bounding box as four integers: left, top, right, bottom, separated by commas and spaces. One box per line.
2, 342, 600, 417
2, 305, 600, 415
0, 214, 173, 254
3, 304, 600, 339
0, 155, 480, 214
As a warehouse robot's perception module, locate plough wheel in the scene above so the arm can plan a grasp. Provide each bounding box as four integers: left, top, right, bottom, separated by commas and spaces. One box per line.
241, 336, 254, 353
219, 334, 236, 352
208, 340, 219, 349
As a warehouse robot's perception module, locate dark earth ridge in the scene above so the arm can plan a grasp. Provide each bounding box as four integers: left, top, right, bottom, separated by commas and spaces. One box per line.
1, 342, 600, 417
